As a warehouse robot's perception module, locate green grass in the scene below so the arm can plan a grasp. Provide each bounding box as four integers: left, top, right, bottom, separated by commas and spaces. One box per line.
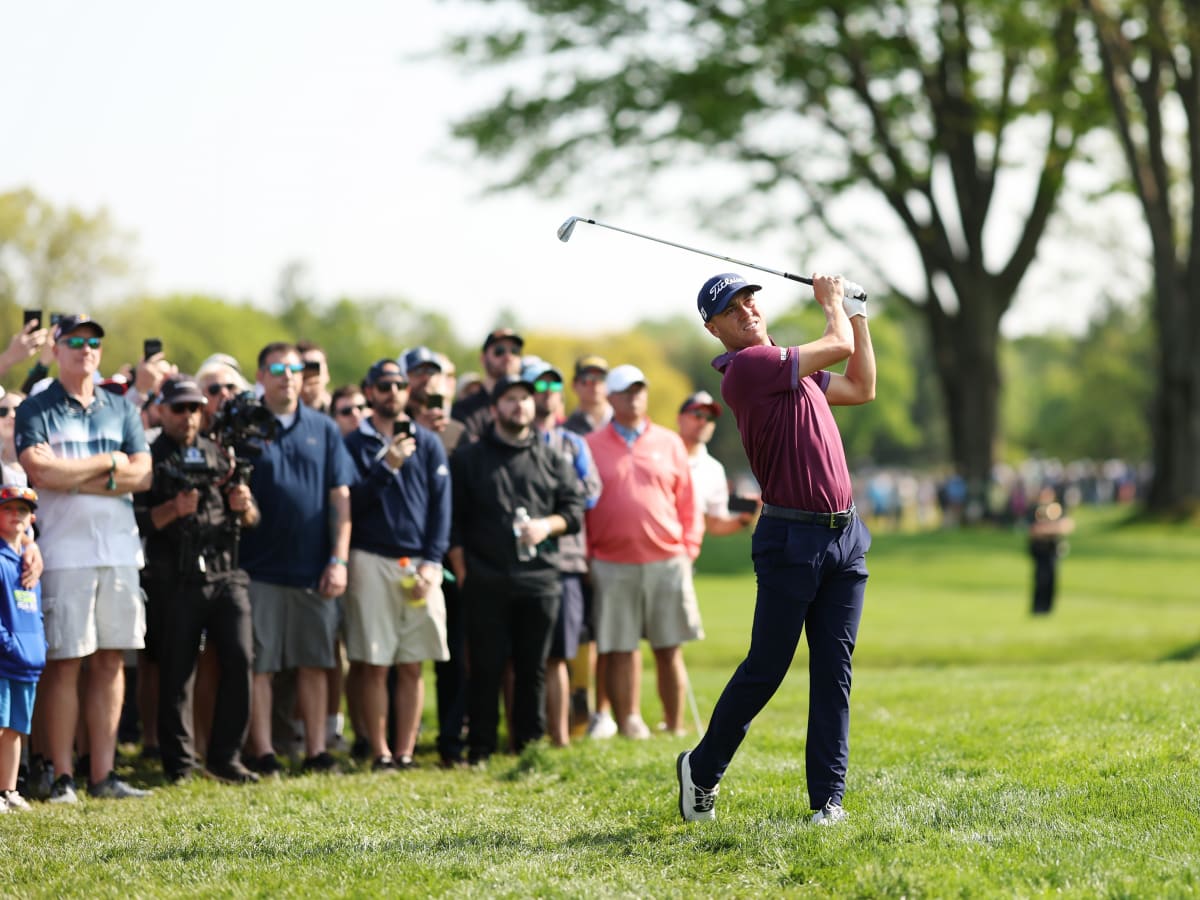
5, 506, 1199, 898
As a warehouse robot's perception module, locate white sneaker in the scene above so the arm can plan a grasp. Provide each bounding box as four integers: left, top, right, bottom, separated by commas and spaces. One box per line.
676, 751, 718, 822
621, 715, 652, 740
2, 790, 31, 812
48, 774, 78, 804
586, 711, 618, 740
811, 800, 847, 826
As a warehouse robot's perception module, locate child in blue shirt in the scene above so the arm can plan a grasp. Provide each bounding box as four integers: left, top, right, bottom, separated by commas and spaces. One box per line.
0, 485, 42, 813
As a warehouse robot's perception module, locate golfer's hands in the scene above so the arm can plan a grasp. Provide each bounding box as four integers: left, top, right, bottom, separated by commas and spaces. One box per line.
842, 295, 868, 319
812, 274, 846, 313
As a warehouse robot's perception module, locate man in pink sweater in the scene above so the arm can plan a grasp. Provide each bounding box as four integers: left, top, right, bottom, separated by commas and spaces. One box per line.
585, 365, 702, 739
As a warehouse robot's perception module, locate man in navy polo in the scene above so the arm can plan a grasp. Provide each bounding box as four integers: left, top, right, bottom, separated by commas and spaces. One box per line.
676, 272, 876, 826
239, 342, 357, 775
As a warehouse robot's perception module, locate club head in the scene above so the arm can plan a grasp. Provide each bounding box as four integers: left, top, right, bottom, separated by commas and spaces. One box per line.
556, 216, 579, 243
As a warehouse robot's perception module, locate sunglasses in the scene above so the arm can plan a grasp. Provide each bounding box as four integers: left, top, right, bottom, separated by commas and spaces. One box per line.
60, 336, 102, 350
0, 407, 18, 418
266, 362, 305, 376
336, 402, 368, 416
576, 372, 605, 384
0, 485, 37, 506
373, 380, 409, 392
489, 345, 519, 357
687, 410, 717, 422
206, 382, 238, 396
168, 403, 203, 414
533, 379, 563, 393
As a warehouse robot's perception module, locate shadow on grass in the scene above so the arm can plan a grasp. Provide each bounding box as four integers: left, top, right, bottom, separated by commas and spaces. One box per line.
1160, 641, 1200, 662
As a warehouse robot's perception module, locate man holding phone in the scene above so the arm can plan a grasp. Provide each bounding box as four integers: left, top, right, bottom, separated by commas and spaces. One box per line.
342, 358, 451, 769
2, 314, 50, 383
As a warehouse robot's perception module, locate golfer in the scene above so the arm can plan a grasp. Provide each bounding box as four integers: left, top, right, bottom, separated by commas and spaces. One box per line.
676, 271, 875, 826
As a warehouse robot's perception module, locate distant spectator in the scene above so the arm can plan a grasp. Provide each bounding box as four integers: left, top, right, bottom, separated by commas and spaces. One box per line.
676, 390, 756, 543
344, 359, 451, 770
296, 340, 332, 414
448, 375, 585, 765
585, 365, 702, 738
0, 485, 42, 813
196, 358, 250, 434
1027, 486, 1074, 615
450, 329, 523, 441
330, 385, 368, 437
16, 314, 153, 801
239, 342, 356, 775
455, 373, 484, 403
0, 390, 27, 487
564, 355, 612, 436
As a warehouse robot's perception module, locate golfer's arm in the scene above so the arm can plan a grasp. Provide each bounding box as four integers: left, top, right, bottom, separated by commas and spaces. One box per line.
826, 317, 875, 406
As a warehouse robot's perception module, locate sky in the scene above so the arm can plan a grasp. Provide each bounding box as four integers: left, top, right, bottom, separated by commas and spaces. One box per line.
3, 2, 1146, 344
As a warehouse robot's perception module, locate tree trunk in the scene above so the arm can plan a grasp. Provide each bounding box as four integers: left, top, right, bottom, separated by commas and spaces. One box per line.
928, 291, 1003, 522
1146, 269, 1200, 514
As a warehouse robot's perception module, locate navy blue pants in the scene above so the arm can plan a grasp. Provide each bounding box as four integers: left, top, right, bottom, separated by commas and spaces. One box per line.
688, 512, 869, 809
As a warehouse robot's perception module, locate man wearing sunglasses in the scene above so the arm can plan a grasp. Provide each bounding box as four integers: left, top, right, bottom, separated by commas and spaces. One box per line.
14, 314, 154, 802
343, 359, 451, 770
677, 391, 758, 542
450, 328, 524, 442
134, 376, 260, 785
237, 343, 357, 776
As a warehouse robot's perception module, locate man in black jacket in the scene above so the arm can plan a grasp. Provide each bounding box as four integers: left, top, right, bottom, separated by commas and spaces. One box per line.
134, 376, 261, 784
447, 374, 586, 766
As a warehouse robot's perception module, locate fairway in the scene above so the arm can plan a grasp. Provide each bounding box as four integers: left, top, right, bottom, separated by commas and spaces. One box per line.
4, 507, 1197, 898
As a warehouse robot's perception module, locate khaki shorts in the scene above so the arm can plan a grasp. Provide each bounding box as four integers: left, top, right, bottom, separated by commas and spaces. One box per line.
591, 556, 704, 653
41, 567, 146, 660
343, 549, 449, 666
249, 581, 340, 673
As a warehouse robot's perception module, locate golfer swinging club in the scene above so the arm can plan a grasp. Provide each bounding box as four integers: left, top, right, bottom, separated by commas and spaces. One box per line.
677, 271, 875, 826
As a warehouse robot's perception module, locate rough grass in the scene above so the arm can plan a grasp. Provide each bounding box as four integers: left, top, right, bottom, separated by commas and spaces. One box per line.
4, 506, 1198, 898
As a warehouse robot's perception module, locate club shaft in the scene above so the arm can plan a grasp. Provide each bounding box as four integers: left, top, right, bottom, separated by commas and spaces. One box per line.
578, 218, 814, 287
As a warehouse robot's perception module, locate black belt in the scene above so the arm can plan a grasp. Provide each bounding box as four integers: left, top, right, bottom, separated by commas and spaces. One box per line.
761, 503, 856, 528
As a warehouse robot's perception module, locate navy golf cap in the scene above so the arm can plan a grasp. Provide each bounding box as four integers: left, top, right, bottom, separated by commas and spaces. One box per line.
697, 273, 761, 322
402, 346, 442, 374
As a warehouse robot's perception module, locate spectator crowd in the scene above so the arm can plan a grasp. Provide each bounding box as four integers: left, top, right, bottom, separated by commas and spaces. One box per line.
0, 314, 758, 811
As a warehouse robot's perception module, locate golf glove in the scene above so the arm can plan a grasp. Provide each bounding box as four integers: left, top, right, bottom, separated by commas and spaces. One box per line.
842, 295, 868, 319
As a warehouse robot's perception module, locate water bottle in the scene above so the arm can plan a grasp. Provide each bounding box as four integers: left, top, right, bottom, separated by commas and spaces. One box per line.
397, 556, 417, 590
513, 507, 537, 561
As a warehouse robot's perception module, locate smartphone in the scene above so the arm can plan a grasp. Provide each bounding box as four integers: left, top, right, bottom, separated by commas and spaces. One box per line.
424, 392, 445, 409
395, 420, 412, 438
23, 309, 42, 328
303, 359, 321, 375
728, 494, 759, 514
143, 338, 163, 360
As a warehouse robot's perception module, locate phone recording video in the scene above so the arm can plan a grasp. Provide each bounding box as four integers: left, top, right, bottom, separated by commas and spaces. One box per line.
23, 310, 42, 328
143, 338, 163, 360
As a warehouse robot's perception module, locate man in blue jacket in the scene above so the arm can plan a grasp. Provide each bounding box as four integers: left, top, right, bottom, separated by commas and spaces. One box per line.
343, 359, 451, 770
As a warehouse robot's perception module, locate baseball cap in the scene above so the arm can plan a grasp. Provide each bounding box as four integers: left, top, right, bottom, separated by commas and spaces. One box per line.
679, 390, 722, 418
53, 314, 105, 341
491, 374, 537, 402
573, 355, 609, 378
401, 346, 442, 374
520, 356, 563, 384
605, 364, 647, 394
482, 328, 524, 353
0, 485, 38, 511
364, 358, 405, 387
157, 375, 207, 406
697, 273, 761, 322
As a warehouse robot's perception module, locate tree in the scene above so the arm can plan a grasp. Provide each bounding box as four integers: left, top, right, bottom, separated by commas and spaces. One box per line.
0, 187, 130, 338
445, 0, 1104, 516
1082, 0, 1200, 514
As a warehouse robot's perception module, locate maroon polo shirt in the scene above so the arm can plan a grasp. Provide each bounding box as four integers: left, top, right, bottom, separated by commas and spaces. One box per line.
713, 342, 853, 512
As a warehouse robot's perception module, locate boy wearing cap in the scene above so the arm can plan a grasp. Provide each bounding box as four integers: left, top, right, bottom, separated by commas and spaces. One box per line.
564, 356, 612, 436
0, 485, 42, 812
15, 313, 153, 802
676, 272, 874, 826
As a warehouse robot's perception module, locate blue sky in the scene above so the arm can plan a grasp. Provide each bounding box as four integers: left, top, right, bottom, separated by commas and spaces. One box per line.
3, 1, 1142, 341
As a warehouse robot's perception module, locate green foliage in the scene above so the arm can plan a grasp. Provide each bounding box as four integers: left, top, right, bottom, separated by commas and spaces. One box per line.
1003, 300, 1152, 462
4, 507, 1198, 897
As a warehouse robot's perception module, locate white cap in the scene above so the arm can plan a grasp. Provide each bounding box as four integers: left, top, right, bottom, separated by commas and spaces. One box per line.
605, 364, 647, 394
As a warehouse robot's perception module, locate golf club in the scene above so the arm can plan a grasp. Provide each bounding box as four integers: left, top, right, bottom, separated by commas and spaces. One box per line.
557, 215, 867, 300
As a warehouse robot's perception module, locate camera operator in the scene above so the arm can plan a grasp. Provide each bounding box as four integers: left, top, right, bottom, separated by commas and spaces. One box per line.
134, 376, 261, 785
